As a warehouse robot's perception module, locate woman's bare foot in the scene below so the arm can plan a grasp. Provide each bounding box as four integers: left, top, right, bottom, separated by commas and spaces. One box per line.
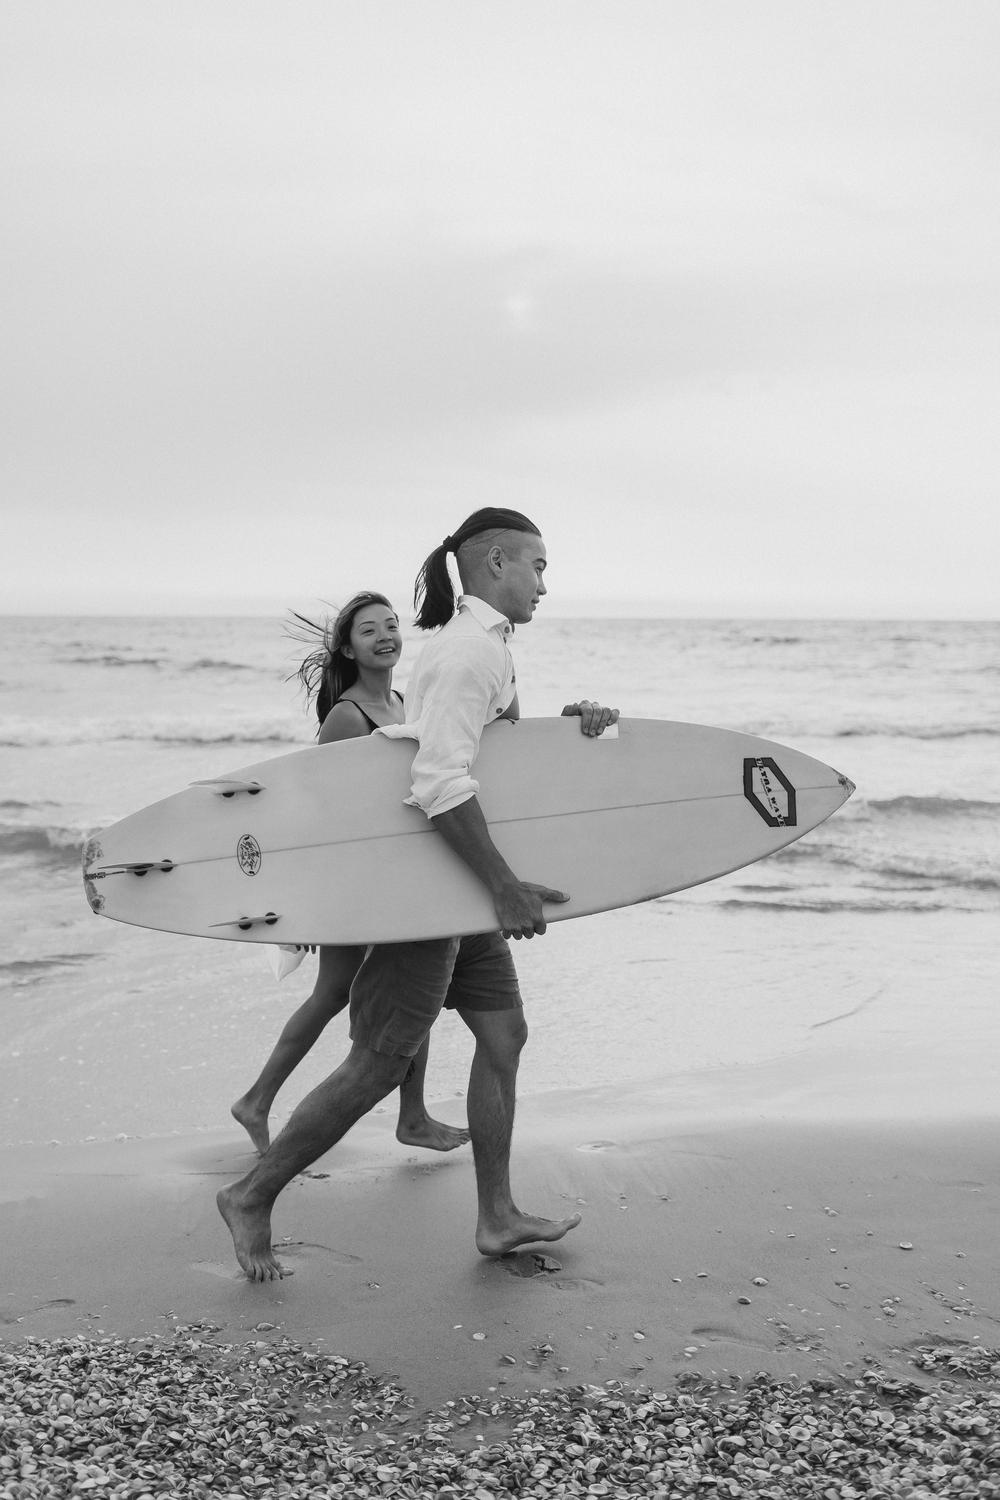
395, 1115, 471, 1152
231, 1095, 271, 1156
216, 1183, 288, 1281
475, 1209, 582, 1258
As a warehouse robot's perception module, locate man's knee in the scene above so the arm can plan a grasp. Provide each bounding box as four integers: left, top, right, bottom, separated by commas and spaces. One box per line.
504, 1010, 528, 1054
464, 1007, 528, 1062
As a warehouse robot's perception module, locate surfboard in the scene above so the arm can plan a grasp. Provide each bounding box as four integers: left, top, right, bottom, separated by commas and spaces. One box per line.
82, 716, 854, 945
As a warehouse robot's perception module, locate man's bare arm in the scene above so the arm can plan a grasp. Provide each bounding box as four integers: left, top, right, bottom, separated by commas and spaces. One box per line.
432, 797, 568, 940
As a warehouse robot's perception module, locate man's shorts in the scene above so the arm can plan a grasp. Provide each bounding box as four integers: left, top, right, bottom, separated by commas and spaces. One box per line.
349, 931, 522, 1058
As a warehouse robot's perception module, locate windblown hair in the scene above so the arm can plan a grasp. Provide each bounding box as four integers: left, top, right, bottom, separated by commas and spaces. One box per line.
413, 507, 541, 631
288, 592, 396, 734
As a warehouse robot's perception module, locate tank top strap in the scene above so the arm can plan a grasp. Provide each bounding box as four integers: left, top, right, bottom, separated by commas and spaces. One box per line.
332, 693, 380, 733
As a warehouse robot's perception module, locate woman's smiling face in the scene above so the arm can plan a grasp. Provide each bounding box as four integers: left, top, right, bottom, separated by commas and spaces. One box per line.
344, 605, 403, 670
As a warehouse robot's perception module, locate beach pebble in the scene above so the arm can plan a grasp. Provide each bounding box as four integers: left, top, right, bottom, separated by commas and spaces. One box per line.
737, 1296, 752, 1306
752, 1277, 769, 1286
899, 1241, 914, 1251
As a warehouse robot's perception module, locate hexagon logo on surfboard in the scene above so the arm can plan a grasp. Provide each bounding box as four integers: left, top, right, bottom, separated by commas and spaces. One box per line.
743, 756, 797, 828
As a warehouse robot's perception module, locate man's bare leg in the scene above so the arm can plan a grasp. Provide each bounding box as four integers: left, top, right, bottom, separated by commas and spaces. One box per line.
395, 1036, 471, 1152
458, 1007, 581, 1256
218, 1039, 408, 1280
231, 946, 364, 1154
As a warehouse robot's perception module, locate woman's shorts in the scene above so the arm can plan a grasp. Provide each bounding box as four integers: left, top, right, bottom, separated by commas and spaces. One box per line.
349, 932, 522, 1058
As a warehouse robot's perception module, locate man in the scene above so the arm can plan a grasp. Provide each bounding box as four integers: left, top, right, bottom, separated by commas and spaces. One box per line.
218, 508, 617, 1280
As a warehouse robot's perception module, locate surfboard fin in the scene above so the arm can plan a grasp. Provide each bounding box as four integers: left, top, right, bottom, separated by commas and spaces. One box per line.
209, 912, 281, 931
189, 779, 264, 797
85, 859, 175, 878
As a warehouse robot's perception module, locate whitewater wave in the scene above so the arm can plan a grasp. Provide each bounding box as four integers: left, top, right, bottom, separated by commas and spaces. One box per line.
0, 954, 99, 987
150, 730, 298, 747
862, 795, 999, 819
59, 654, 166, 668
830, 724, 999, 741
772, 833, 999, 894
0, 823, 85, 865
0, 724, 301, 748
182, 658, 260, 673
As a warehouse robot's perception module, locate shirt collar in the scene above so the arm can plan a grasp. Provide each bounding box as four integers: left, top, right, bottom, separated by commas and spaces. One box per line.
458, 594, 513, 637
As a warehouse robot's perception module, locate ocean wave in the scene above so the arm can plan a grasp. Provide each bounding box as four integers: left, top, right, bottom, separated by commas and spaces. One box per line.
829, 725, 999, 740
711, 896, 961, 914
150, 731, 299, 747
863, 795, 999, 819
58, 654, 165, 668
0, 725, 301, 748
0, 954, 99, 987
0, 823, 84, 865
772, 838, 999, 893
181, 658, 259, 673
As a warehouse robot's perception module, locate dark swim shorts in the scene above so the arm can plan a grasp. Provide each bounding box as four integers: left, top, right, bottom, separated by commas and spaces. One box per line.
348, 931, 522, 1058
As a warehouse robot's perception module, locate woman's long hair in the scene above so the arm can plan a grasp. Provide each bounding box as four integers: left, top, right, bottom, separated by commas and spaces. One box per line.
288, 592, 396, 733
413, 508, 541, 631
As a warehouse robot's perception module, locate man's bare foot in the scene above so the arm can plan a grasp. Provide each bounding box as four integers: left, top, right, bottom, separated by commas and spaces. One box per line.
231, 1095, 271, 1156
216, 1183, 288, 1281
475, 1210, 582, 1258
396, 1116, 471, 1152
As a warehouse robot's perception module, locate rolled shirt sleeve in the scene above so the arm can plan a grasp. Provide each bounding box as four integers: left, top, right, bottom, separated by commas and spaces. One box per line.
407, 639, 503, 816
379, 628, 511, 818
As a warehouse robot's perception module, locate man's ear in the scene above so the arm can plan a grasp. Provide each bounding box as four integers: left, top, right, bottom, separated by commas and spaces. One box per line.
487, 545, 504, 574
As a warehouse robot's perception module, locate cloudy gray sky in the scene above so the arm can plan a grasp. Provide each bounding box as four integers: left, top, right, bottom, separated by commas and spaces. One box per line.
4, 1, 997, 616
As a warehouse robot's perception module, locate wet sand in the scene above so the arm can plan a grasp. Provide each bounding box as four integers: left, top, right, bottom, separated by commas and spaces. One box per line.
4, 1065, 997, 1413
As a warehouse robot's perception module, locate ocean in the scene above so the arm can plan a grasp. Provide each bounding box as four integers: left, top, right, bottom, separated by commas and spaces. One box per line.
1, 615, 997, 1147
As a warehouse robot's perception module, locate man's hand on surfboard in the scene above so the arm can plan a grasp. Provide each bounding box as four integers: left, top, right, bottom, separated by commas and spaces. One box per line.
561, 701, 620, 737
495, 879, 570, 941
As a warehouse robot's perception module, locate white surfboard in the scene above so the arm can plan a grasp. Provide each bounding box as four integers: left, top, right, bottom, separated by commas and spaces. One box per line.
82, 717, 854, 945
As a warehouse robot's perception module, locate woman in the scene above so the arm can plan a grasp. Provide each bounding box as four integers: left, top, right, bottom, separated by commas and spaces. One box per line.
231, 592, 470, 1156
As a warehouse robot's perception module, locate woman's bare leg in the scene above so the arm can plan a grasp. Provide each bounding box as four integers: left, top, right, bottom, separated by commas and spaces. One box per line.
395, 1035, 471, 1152
232, 945, 365, 1153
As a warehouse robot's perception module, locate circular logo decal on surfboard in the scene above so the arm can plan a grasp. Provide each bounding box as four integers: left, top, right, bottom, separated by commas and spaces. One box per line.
236, 833, 262, 876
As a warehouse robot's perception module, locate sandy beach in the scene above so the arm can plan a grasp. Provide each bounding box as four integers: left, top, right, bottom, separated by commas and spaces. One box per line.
5, 1040, 998, 1407
3, 923, 1000, 1493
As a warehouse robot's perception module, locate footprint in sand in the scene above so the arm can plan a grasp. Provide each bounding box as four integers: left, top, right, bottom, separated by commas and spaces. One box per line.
690, 1323, 777, 1352
500, 1252, 563, 1279
0, 1296, 75, 1332
577, 1141, 618, 1152
274, 1241, 363, 1265
193, 1260, 247, 1281
194, 1243, 363, 1281
1, 1296, 77, 1324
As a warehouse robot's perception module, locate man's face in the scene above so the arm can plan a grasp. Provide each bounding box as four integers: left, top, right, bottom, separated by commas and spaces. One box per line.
499, 534, 548, 625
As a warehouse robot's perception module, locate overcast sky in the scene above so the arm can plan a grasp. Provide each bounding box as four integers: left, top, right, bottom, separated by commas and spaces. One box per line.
3, 2, 997, 617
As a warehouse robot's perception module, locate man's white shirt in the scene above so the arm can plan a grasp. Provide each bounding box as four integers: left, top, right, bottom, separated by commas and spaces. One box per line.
378, 595, 516, 818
